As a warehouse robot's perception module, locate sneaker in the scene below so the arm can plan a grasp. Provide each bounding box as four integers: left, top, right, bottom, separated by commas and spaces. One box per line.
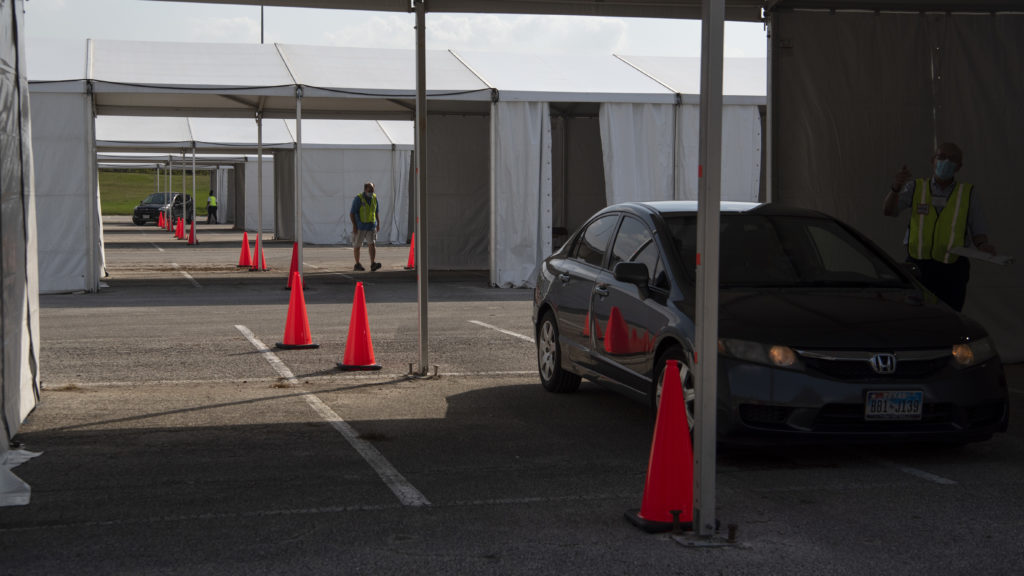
370, 262, 382, 271
354, 263, 365, 271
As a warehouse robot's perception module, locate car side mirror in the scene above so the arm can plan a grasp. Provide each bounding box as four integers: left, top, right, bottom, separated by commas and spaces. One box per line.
613, 261, 650, 286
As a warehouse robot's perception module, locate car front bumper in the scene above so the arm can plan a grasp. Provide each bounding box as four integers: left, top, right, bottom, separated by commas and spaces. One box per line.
716, 358, 1009, 443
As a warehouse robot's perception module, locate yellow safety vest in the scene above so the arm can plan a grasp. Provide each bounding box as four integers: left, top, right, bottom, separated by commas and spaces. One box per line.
907, 179, 972, 263
208, 196, 217, 207
358, 194, 378, 224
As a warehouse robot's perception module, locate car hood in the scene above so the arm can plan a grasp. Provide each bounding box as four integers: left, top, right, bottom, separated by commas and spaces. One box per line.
718, 288, 984, 349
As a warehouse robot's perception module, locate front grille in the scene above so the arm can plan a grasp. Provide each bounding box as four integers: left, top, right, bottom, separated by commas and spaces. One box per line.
797, 349, 951, 381
802, 356, 950, 380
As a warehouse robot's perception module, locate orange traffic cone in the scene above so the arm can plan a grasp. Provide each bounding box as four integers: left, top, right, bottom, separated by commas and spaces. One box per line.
404, 233, 415, 270
250, 238, 267, 271
337, 281, 381, 371
275, 271, 319, 350
237, 232, 252, 268
286, 242, 304, 289
158, 212, 165, 228
175, 217, 184, 239
626, 359, 693, 533
187, 220, 197, 245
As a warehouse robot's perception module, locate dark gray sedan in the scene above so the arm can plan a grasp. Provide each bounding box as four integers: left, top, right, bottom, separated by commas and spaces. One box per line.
532, 201, 1009, 443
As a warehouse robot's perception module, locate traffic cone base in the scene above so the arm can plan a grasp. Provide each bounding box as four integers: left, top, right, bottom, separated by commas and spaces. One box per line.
336, 361, 382, 371
624, 509, 693, 534
277, 342, 320, 350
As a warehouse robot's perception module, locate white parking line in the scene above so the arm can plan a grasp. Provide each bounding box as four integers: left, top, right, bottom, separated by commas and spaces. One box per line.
874, 459, 957, 485
150, 243, 165, 252
171, 263, 201, 288
234, 324, 430, 507
469, 320, 534, 343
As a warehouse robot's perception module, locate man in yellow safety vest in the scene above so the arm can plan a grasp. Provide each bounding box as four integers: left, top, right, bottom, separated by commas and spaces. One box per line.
206, 191, 217, 224
883, 142, 996, 311
349, 181, 381, 272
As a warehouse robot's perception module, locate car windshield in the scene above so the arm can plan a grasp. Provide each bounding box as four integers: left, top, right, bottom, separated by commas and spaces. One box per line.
665, 213, 910, 288
142, 193, 173, 205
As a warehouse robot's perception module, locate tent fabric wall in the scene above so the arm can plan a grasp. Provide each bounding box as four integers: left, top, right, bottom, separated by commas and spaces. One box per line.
427, 115, 490, 270
676, 104, 762, 202
301, 147, 410, 246
771, 10, 1024, 362
30, 92, 100, 293
1, 0, 40, 503
599, 103, 675, 205
244, 158, 276, 234
491, 102, 552, 288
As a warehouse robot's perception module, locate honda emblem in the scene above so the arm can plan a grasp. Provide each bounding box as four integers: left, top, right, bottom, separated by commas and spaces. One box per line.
870, 353, 897, 375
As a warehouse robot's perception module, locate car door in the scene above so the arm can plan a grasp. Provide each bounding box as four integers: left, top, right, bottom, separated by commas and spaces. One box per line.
590, 215, 671, 393
552, 214, 619, 367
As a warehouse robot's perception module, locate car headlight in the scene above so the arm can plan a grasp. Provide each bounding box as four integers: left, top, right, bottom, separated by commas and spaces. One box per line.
951, 337, 997, 368
719, 338, 802, 369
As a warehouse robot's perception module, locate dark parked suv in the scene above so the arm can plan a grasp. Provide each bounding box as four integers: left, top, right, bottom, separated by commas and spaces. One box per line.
532, 201, 1008, 444
132, 193, 193, 226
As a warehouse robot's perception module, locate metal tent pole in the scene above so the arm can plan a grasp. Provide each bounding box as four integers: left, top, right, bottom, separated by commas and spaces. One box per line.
295, 87, 304, 279
694, 0, 725, 538
413, 0, 431, 376
256, 112, 264, 269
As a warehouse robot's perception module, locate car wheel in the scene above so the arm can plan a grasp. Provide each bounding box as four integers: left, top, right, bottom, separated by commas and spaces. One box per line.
537, 311, 581, 393
652, 346, 695, 433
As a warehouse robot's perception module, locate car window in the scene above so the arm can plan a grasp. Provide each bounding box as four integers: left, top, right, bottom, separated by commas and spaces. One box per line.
574, 215, 618, 267
142, 193, 171, 204
609, 216, 663, 285
665, 213, 909, 288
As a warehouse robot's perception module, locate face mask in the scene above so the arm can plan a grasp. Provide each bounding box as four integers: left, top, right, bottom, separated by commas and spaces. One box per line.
934, 158, 957, 180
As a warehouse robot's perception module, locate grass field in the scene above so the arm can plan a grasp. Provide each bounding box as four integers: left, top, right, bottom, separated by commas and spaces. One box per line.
100, 169, 212, 216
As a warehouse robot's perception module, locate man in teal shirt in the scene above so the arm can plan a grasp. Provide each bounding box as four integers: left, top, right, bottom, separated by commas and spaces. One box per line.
349, 181, 381, 271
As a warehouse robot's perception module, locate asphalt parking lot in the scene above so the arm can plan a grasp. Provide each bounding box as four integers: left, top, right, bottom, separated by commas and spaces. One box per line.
3, 218, 1023, 575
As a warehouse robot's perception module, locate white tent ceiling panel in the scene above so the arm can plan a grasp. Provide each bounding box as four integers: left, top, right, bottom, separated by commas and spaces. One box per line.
96, 116, 192, 149
280, 44, 491, 100
284, 119, 398, 148
24, 37, 86, 92
618, 55, 767, 98
91, 40, 295, 94
190, 117, 294, 148
378, 121, 415, 147
456, 50, 676, 104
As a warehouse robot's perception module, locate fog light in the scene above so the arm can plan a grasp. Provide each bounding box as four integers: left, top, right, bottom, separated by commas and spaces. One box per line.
769, 345, 797, 367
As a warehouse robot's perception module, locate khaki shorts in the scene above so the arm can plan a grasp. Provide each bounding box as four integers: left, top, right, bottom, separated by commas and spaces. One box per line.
353, 229, 377, 246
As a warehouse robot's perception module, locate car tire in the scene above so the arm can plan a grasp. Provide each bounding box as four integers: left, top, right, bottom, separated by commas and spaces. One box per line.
652, 346, 695, 433
537, 311, 581, 394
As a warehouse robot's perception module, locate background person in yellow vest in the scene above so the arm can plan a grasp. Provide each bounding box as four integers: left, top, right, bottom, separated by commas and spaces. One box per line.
883, 142, 996, 311
349, 181, 382, 272
206, 190, 217, 224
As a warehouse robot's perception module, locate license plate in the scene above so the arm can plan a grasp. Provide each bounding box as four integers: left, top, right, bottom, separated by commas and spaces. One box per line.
865, 391, 923, 420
